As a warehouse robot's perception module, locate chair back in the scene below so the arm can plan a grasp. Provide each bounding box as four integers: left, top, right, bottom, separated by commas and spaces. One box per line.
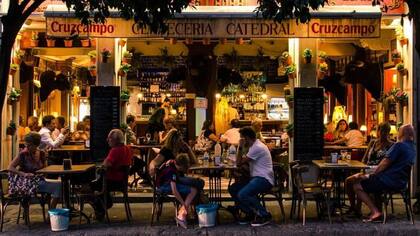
95, 167, 108, 195
272, 163, 288, 191
0, 170, 9, 202
292, 165, 309, 194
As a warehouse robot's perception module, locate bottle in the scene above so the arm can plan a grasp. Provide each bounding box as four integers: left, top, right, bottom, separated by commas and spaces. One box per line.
203, 151, 209, 166
228, 144, 237, 167
85, 138, 90, 148
214, 142, 222, 158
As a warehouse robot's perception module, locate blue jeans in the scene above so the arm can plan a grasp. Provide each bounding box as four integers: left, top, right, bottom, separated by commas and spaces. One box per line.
228, 176, 272, 217
158, 182, 192, 196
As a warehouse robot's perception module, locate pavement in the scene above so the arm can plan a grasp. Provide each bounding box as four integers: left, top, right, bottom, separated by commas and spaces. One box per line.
2, 198, 420, 236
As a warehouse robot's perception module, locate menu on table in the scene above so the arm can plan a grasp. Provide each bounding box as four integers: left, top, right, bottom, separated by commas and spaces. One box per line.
90, 86, 120, 161
293, 87, 324, 161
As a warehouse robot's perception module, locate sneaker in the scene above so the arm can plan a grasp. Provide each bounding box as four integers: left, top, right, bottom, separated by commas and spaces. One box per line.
251, 214, 272, 227
238, 214, 254, 225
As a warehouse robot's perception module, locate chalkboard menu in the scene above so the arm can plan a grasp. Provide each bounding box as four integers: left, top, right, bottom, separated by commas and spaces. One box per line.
293, 88, 324, 161
90, 86, 120, 161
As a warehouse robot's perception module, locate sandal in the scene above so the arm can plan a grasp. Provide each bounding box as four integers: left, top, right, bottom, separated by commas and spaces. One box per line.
175, 217, 188, 229
362, 214, 382, 223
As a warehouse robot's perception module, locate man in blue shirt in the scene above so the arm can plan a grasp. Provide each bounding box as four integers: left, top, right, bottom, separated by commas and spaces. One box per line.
353, 124, 416, 222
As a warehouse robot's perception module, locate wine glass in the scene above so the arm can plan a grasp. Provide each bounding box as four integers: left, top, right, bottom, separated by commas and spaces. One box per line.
146, 133, 151, 143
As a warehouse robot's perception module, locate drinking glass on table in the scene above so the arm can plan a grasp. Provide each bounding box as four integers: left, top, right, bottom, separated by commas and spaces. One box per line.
340, 149, 348, 161
146, 133, 151, 143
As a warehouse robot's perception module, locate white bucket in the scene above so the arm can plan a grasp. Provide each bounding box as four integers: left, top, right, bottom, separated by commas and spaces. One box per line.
196, 204, 218, 228
48, 208, 70, 231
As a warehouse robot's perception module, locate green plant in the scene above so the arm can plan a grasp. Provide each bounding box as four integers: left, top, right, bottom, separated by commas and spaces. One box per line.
88, 50, 97, 58
395, 25, 405, 41
120, 89, 131, 101
281, 51, 290, 63
285, 123, 294, 135
303, 48, 312, 58
120, 123, 128, 132
390, 88, 408, 104
10, 64, 18, 70
285, 64, 296, 75
285, 95, 294, 103
31, 33, 38, 40
123, 51, 133, 59
396, 62, 405, 71
318, 51, 327, 59
120, 63, 132, 73
14, 50, 24, 59
319, 62, 328, 73
391, 50, 401, 59
88, 65, 96, 70
8, 87, 21, 100
7, 121, 16, 129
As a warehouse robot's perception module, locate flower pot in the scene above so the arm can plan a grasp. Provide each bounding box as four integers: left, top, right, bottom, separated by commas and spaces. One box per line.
7, 97, 19, 105
318, 58, 326, 64
102, 56, 110, 63
30, 40, 39, 47
89, 69, 97, 77
399, 38, 408, 46
81, 39, 90, 47
287, 73, 295, 80
90, 57, 97, 64
118, 70, 127, 77
13, 58, 21, 65
398, 69, 408, 76
90, 38, 97, 47
287, 101, 294, 109
400, 100, 408, 107
64, 40, 73, 48
393, 58, 401, 65
122, 57, 132, 64
304, 56, 312, 64
46, 39, 56, 47
318, 71, 326, 80
119, 39, 126, 47
6, 127, 16, 136
9, 69, 17, 76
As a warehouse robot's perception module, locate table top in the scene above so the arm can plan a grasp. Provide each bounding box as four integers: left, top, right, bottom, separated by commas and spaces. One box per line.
36, 164, 96, 175
51, 145, 90, 152
129, 144, 162, 149
189, 163, 238, 171
324, 145, 368, 150
313, 160, 369, 170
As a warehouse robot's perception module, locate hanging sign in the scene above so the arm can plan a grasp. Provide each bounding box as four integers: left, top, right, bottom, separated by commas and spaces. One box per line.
46, 17, 380, 38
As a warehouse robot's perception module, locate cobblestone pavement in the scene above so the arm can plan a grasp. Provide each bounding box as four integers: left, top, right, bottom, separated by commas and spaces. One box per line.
2, 200, 420, 236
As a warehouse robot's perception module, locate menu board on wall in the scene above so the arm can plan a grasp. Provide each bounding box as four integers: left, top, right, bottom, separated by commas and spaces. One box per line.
293, 88, 324, 161
90, 86, 120, 161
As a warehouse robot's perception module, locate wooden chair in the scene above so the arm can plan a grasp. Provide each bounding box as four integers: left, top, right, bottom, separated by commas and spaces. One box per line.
292, 164, 332, 226
150, 174, 178, 226
107, 166, 132, 222
260, 163, 287, 222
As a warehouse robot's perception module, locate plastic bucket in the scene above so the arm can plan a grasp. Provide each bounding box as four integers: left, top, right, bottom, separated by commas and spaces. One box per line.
48, 208, 70, 231
196, 204, 218, 228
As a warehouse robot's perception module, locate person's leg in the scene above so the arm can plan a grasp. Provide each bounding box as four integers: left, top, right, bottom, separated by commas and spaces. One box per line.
228, 181, 248, 209
354, 181, 381, 219
178, 176, 205, 192
237, 177, 272, 217
346, 173, 363, 211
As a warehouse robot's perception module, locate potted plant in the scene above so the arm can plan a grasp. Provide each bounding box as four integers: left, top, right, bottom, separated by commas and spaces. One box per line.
7, 87, 21, 105
120, 123, 128, 133
14, 50, 24, 64
119, 39, 126, 47
64, 37, 73, 47
80, 37, 90, 47
33, 79, 41, 93
6, 121, 16, 136
30, 33, 39, 47
391, 49, 401, 65
88, 65, 97, 77
118, 63, 132, 77
395, 26, 408, 46
285, 123, 294, 138
318, 51, 327, 63
393, 88, 409, 107
88, 50, 97, 64
122, 51, 133, 63
9, 64, 19, 76
120, 89, 130, 102
285, 64, 296, 79
280, 51, 292, 66
46, 36, 56, 47
285, 95, 294, 108
396, 62, 407, 76
318, 62, 329, 79
90, 38, 97, 47
302, 48, 313, 64
101, 48, 111, 63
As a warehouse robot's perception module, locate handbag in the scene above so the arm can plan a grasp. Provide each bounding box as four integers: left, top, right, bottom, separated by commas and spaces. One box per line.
8, 173, 43, 196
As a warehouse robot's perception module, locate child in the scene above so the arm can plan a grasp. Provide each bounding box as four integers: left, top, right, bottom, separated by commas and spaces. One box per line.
156, 154, 197, 229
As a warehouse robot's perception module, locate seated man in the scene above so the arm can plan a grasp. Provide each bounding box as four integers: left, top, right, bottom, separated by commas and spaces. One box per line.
39, 115, 69, 150
353, 124, 416, 222
332, 122, 364, 147
228, 127, 274, 227
91, 129, 133, 220
220, 119, 240, 145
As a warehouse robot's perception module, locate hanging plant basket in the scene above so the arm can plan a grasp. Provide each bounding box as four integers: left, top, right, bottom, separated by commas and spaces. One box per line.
64, 39, 73, 48
9, 69, 17, 76
122, 57, 132, 64
287, 101, 294, 109
400, 100, 408, 107
90, 38, 97, 47
7, 97, 19, 105
399, 38, 408, 46
118, 70, 127, 77
89, 69, 97, 77
102, 56, 110, 63
304, 56, 312, 64
6, 127, 16, 136
119, 39, 126, 47
287, 73, 296, 80
46, 39, 56, 47
13, 58, 21, 65
81, 39, 90, 47
392, 58, 401, 66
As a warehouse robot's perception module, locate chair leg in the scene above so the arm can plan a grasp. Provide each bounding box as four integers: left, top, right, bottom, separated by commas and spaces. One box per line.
16, 204, 21, 225
124, 193, 131, 222
150, 196, 157, 226
290, 197, 295, 220
325, 192, 332, 224
276, 194, 286, 222
297, 199, 301, 221
261, 195, 266, 208
390, 194, 395, 214
79, 198, 84, 226
382, 194, 389, 224
402, 191, 415, 225
0, 204, 5, 232
302, 199, 307, 226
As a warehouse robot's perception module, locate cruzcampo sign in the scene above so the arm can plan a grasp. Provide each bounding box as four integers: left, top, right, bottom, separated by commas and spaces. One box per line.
46, 17, 380, 38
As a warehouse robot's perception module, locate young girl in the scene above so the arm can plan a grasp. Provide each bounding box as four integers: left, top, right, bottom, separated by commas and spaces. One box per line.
156, 154, 197, 229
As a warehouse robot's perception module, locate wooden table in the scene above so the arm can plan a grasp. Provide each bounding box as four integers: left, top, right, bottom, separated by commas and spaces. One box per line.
324, 145, 368, 151
189, 163, 237, 206
50, 145, 90, 164
52, 145, 90, 152
313, 160, 369, 210
37, 164, 95, 221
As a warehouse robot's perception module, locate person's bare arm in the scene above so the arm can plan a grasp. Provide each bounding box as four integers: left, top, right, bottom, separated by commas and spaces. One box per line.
170, 181, 185, 206
8, 155, 31, 176
208, 133, 219, 142
149, 154, 165, 176
373, 158, 392, 175
362, 141, 374, 164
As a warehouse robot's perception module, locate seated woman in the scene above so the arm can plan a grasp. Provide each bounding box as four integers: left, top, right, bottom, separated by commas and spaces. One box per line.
194, 120, 219, 152
328, 119, 348, 144
71, 121, 89, 141
156, 154, 198, 228
331, 121, 363, 147
8, 132, 61, 208
345, 122, 394, 215
159, 117, 177, 144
